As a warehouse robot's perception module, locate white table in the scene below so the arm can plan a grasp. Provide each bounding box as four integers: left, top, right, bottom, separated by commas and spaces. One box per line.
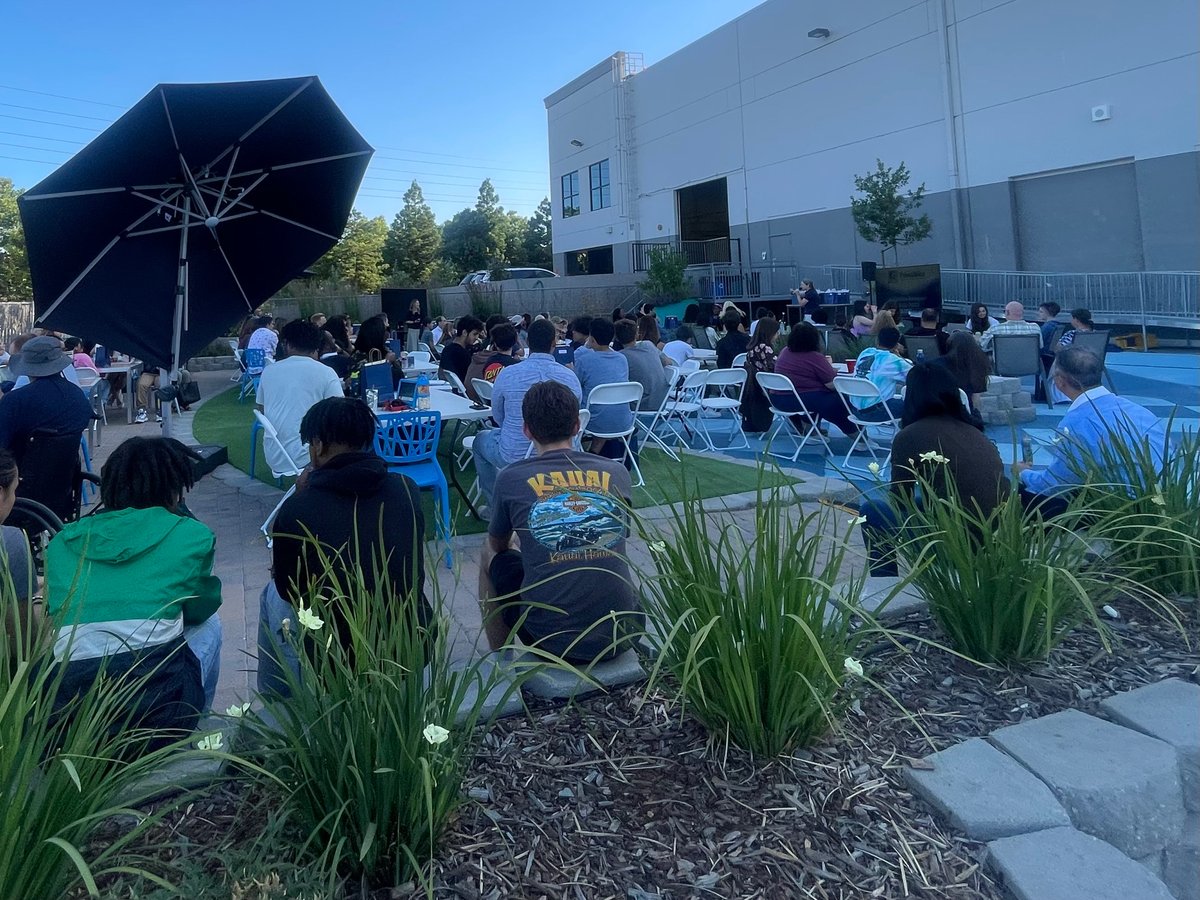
96, 361, 143, 423
405, 362, 440, 377
691, 349, 717, 361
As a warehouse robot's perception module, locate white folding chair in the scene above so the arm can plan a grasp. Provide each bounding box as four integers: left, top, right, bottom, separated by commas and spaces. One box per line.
661, 369, 708, 449
229, 340, 244, 382
634, 365, 681, 462
520, 409, 590, 460
698, 368, 749, 451
441, 370, 468, 395
584, 382, 644, 486
731, 352, 748, 368
408, 349, 432, 365
471, 378, 494, 405
252, 410, 306, 484
831, 376, 900, 470
755, 372, 833, 461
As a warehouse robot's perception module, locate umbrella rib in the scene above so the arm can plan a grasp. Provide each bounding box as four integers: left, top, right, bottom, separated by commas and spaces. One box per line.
20, 186, 126, 202
158, 89, 213, 221
126, 209, 258, 238
273, 150, 372, 172
216, 171, 269, 218
260, 210, 342, 241
36, 235, 122, 322
202, 77, 313, 175
215, 145, 240, 212
130, 191, 194, 221
213, 239, 254, 311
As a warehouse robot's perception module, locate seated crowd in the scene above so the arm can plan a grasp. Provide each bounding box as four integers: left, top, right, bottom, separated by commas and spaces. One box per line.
0, 294, 1164, 756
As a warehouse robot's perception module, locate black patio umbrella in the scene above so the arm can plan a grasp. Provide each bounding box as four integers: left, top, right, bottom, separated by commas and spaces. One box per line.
18, 75, 371, 387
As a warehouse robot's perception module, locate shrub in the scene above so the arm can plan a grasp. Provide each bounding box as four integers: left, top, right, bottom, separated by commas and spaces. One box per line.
1068, 420, 1200, 599
239, 539, 520, 892
464, 281, 502, 321
638, 486, 865, 757
889, 471, 1172, 664
640, 247, 691, 303
0, 582, 228, 897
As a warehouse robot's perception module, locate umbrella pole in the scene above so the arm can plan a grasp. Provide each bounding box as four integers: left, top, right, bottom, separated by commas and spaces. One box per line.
162, 197, 191, 440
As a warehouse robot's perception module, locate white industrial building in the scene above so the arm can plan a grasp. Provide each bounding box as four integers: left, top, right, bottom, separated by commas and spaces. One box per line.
543, 0, 1200, 294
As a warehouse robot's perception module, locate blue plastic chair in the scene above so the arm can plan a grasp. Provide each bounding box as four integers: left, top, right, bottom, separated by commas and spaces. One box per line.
373, 410, 452, 568
238, 348, 265, 402
79, 433, 94, 505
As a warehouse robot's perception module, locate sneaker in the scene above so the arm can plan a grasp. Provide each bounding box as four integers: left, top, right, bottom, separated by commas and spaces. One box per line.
134, 410, 148, 424
155, 414, 163, 423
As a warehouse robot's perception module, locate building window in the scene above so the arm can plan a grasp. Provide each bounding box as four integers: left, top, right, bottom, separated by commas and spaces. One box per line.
565, 245, 614, 276
561, 171, 580, 218
589, 159, 611, 211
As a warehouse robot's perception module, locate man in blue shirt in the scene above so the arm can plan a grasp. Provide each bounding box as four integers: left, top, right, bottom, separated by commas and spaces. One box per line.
1014, 347, 1165, 518
0, 336, 93, 453
573, 317, 634, 460
473, 318, 581, 506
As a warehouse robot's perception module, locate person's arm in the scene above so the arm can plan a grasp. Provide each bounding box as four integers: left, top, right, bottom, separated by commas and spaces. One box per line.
979, 328, 994, 352
180, 529, 222, 624
815, 355, 837, 390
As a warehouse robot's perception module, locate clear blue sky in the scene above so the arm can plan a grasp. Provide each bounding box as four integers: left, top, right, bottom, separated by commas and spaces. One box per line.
2, 0, 762, 223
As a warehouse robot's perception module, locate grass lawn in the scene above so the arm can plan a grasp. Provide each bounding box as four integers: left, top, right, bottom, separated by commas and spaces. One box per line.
193, 385, 800, 536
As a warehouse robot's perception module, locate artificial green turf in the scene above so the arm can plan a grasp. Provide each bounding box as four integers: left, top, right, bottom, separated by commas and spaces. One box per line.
192, 384, 798, 536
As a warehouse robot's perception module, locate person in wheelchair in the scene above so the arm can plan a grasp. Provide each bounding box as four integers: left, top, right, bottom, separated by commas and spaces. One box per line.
0, 336, 92, 454
44, 437, 223, 740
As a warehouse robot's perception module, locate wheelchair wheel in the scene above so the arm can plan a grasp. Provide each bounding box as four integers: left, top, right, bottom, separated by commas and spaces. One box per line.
8, 497, 64, 577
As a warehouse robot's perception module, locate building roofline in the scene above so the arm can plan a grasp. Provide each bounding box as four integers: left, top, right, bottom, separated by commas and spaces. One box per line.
543, 56, 617, 109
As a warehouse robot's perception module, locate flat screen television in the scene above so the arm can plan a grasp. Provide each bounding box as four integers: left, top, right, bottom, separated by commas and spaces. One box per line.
875, 264, 941, 315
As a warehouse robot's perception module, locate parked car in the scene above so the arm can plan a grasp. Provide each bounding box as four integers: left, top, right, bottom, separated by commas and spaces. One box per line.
458, 267, 558, 285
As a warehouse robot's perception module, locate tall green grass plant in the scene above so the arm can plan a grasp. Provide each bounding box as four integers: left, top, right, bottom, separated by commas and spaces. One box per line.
638, 487, 865, 757
0, 584, 228, 897
239, 537, 522, 893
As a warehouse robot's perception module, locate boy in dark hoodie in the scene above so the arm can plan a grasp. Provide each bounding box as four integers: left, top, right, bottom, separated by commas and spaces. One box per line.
464, 322, 520, 402
258, 397, 428, 695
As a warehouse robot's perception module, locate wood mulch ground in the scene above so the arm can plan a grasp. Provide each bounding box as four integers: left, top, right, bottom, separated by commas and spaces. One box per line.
96, 596, 1197, 900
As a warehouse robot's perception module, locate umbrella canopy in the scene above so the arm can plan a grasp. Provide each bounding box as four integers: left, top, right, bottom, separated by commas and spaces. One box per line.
19, 76, 371, 368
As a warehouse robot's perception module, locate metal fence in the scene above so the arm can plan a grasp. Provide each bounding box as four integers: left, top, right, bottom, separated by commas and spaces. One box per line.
806, 266, 1199, 331
633, 237, 740, 272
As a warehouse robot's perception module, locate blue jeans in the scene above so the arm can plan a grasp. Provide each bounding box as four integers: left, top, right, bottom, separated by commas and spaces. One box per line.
854, 398, 904, 423
472, 428, 509, 505
859, 490, 901, 577
256, 580, 300, 699
184, 614, 223, 710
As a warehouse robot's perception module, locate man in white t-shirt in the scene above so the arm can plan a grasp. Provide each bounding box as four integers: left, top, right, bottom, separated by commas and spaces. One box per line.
662, 325, 695, 369
256, 320, 344, 474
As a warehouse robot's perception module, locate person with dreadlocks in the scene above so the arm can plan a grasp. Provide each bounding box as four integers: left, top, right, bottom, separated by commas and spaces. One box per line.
44, 437, 222, 739
257, 397, 428, 696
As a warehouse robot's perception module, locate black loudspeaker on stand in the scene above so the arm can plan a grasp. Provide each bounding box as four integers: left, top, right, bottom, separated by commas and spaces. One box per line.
861, 261, 877, 282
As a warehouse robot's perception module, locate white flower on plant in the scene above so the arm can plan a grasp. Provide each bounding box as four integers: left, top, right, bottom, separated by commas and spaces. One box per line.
423, 724, 450, 746
225, 702, 251, 718
848, 515, 867, 526
867, 462, 881, 475
648, 540, 668, 556
197, 732, 224, 751
281, 617, 292, 636
296, 606, 324, 631
1149, 492, 1166, 507
843, 657, 864, 678
918, 451, 950, 464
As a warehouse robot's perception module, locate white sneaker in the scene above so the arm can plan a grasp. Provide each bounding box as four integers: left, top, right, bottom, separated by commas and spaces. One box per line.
155, 414, 163, 423
134, 410, 148, 424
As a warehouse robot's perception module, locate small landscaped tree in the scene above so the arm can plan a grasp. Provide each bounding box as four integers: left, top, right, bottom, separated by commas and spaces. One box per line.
850, 160, 932, 265
640, 247, 690, 303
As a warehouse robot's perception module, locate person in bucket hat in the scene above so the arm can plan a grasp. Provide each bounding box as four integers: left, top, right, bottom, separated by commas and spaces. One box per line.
0, 336, 94, 452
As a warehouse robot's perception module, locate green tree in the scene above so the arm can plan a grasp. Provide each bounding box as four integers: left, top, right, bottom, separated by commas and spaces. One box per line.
500, 209, 528, 265
850, 159, 932, 265
522, 197, 553, 270
640, 247, 690, 302
0, 178, 32, 303
475, 178, 501, 216
383, 181, 442, 284
440, 208, 494, 275
312, 209, 389, 293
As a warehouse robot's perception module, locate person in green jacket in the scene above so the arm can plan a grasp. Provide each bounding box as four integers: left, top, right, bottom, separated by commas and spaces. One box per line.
45, 437, 223, 739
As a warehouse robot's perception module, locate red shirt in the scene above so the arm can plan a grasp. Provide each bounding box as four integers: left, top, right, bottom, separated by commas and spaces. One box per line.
775, 349, 836, 394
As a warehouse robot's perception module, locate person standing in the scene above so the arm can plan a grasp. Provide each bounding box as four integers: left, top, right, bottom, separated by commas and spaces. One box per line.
790, 280, 823, 323
256, 320, 345, 474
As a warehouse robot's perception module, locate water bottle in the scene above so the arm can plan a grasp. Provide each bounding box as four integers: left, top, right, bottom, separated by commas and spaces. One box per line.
365, 387, 379, 409
416, 373, 431, 410
916, 349, 925, 362
349, 369, 360, 397
1021, 434, 1034, 464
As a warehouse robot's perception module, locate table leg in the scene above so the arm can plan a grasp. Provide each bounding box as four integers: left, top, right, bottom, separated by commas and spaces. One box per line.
443, 419, 482, 520
126, 370, 136, 424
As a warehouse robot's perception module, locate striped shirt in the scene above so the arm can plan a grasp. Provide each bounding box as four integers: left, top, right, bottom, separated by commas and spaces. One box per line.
979, 319, 1041, 352
491, 353, 582, 462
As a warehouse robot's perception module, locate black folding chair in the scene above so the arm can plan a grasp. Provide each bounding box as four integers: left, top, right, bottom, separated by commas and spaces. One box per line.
14, 429, 99, 526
